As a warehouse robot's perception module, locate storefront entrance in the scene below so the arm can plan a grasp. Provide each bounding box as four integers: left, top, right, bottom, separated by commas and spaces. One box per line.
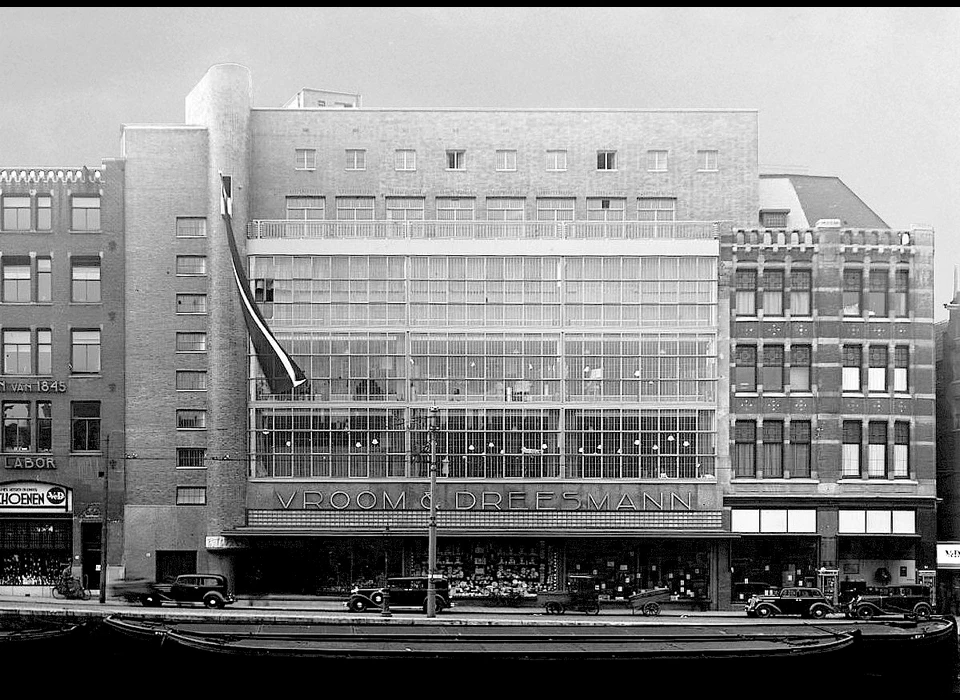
730, 537, 819, 603
838, 537, 918, 602
0, 517, 71, 586
81, 522, 101, 590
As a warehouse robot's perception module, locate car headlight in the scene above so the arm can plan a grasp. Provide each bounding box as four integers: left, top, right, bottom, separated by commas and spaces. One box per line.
350, 587, 359, 594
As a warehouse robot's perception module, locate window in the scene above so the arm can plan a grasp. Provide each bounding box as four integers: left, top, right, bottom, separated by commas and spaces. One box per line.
868, 269, 888, 317
788, 421, 811, 477
536, 198, 574, 222
176, 487, 206, 505
893, 270, 909, 316
586, 198, 625, 221
446, 150, 465, 170
842, 421, 861, 477
647, 150, 668, 172
37, 258, 51, 302
3, 331, 31, 374
495, 150, 517, 171
868, 346, 888, 392
735, 345, 757, 392
176, 409, 207, 430
176, 370, 207, 391
867, 422, 887, 478
345, 149, 366, 171
2, 261, 31, 302
894, 422, 909, 478
395, 149, 417, 171
735, 269, 757, 316
71, 196, 100, 231
2, 196, 31, 230
36, 196, 52, 231
761, 421, 784, 478
734, 420, 756, 477
789, 345, 811, 392
789, 270, 811, 316
176, 255, 207, 276
70, 330, 101, 374
37, 330, 51, 375
760, 210, 788, 228
294, 148, 317, 170
2, 402, 30, 451
71, 259, 101, 302
596, 150, 617, 170
894, 346, 908, 392
762, 345, 784, 392
486, 197, 525, 221
176, 294, 207, 314
842, 345, 862, 391
335, 197, 375, 220
286, 197, 324, 220
637, 197, 676, 222
843, 269, 862, 316
697, 149, 719, 171
176, 217, 207, 238
176, 332, 207, 353
71, 401, 100, 452
762, 270, 784, 316
436, 197, 475, 221
253, 278, 274, 304
545, 150, 567, 172
37, 401, 51, 452
176, 447, 206, 469
385, 197, 425, 221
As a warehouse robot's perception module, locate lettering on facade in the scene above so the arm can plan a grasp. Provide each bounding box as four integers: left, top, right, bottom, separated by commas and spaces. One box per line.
4, 456, 57, 470
0, 481, 71, 513
0, 380, 67, 394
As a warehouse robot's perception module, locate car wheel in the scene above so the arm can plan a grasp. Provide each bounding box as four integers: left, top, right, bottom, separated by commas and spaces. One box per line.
422, 596, 444, 614
142, 594, 161, 607
348, 598, 368, 613
809, 604, 829, 619
371, 592, 384, 605
913, 602, 933, 619
204, 595, 224, 609
754, 604, 774, 618
545, 601, 562, 615
856, 605, 875, 620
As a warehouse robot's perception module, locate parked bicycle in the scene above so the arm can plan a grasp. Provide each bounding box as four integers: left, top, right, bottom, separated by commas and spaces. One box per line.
52, 573, 91, 600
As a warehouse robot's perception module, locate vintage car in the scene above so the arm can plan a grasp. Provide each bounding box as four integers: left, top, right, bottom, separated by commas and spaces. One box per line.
113, 574, 236, 609
347, 576, 451, 614
846, 584, 934, 620
745, 587, 834, 619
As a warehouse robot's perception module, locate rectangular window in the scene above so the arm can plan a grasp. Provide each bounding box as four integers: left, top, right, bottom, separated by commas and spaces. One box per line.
176, 487, 206, 505
760, 210, 788, 228
436, 197, 475, 221
176, 294, 207, 314
176, 217, 207, 238
545, 150, 567, 171
286, 196, 324, 220
37, 330, 51, 375
71, 330, 101, 374
71, 259, 101, 302
596, 150, 617, 170
842, 421, 862, 477
335, 196, 375, 220
36, 196, 52, 231
893, 270, 909, 316
842, 345, 862, 391
647, 150, 668, 171
586, 198, 625, 222
385, 197, 425, 221
71, 401, 100, 452
867, 422, 887, 478
2, 261, 31, 302
176, 332, 207, 353
176, 447, 206, 469
2, 330, 31, 375
893, 422, 909, 478
762, 270, 784, 316
789, 269, 812, 316
734, 420, 756, 477
637, 197, 676, 222
761, 421, 784, 478
2, 196, 31, 230
789, 345, 811, 392
446, 150, 465, 170
71, 196, 100, 231
894, 346, 908, 392
2, 402, 30, 451
868, 346, 888, 392
175, 255, 207, 276
788, 421, 811, 478
176, 370, 207, 391
762, 345, 784, 392
37, 257, 51, 302
697, 149, 719, 171
36, 401, 52, 452
486, 197, 525, 221
395, 149, 417, 171
176, 409, 207, 430
735, 345, 757, 392
536, 198, 575, 222
495, 150, 517, 171
735, 269, 757, 316
345, 149, 366, 171
868, 269, 888, 317
295, 148, 317, 170
843, 269, 862, 316
253, 278, 274, 304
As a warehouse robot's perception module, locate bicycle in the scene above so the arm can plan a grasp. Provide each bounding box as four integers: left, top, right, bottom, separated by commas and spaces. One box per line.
52, 575, 91, 600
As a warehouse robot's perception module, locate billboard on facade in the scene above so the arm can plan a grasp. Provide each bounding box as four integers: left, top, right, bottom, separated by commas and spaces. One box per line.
937, 542, 960, 570
0, 481, 72, 514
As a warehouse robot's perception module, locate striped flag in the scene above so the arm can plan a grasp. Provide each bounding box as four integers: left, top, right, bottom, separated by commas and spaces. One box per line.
221, 174, 306, 393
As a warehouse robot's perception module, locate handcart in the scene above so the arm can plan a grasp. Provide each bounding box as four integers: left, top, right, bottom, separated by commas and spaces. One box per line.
628, 587, 671, 616
536, 575, 601, 615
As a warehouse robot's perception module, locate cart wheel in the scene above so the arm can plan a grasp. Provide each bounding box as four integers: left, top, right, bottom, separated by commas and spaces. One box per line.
645, 602, 661, 616
545, 601, 562, 615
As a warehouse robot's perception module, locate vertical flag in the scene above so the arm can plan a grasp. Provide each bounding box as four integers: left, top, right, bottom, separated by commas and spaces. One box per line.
221, 173, 306, 393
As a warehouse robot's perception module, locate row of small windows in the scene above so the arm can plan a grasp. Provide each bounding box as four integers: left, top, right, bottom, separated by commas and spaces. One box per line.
294, 148, 720, 173
1, 195, 100, 232
2, 400, 100, 453
1, 257, 100, 303
2, 328, 101, 375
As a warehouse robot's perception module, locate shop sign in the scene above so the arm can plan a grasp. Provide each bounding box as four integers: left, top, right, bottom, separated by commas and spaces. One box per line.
0, 379, 67, 393
0, 481, 71, 514
936, 542, 960, 570
5, 456, 57, 470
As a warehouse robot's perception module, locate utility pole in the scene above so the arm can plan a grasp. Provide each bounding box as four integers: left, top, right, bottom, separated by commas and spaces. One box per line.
99, 434, 109, 604
426, 406, 439, 617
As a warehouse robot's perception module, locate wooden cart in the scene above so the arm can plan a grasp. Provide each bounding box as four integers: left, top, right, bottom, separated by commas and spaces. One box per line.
536, 575, 601, 615
628, 587, 671, 616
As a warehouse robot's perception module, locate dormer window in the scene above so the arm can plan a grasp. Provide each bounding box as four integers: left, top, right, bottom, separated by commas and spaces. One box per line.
760, 209, 789, 228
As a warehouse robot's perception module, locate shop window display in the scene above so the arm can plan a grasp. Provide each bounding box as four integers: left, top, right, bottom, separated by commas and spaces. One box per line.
730, 537, 819, 602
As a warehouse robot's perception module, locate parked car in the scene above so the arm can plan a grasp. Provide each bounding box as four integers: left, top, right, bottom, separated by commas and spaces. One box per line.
745, 587, 834, 619
846, 584, 934, 620
113, 574, 235, 609
347, 576, 451, 614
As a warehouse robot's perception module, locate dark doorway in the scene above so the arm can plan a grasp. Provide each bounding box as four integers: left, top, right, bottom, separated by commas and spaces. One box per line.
155, 550, 197, 583
81, 522, 102, 590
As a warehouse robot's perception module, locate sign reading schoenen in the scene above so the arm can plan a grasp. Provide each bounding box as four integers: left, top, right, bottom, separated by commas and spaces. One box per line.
0, 481, 72, 513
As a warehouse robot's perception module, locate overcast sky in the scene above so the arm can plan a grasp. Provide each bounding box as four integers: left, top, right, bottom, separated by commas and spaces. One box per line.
1, 7, 957, 318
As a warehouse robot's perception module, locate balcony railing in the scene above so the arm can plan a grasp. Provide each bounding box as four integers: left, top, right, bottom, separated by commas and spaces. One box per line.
248, 220, 720, 241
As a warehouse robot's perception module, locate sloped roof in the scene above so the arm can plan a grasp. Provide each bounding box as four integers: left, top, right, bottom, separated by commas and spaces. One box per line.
760, 174, 889, 229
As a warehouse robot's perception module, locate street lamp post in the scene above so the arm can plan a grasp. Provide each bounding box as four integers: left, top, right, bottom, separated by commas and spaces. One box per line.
426, 406, 439, 617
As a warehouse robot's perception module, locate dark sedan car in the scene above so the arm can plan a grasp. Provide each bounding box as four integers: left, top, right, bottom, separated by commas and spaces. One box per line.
347, 576, 451, 614
745, 587, 834, 619
112, 574, 236, 609
847, 584, 933, 619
